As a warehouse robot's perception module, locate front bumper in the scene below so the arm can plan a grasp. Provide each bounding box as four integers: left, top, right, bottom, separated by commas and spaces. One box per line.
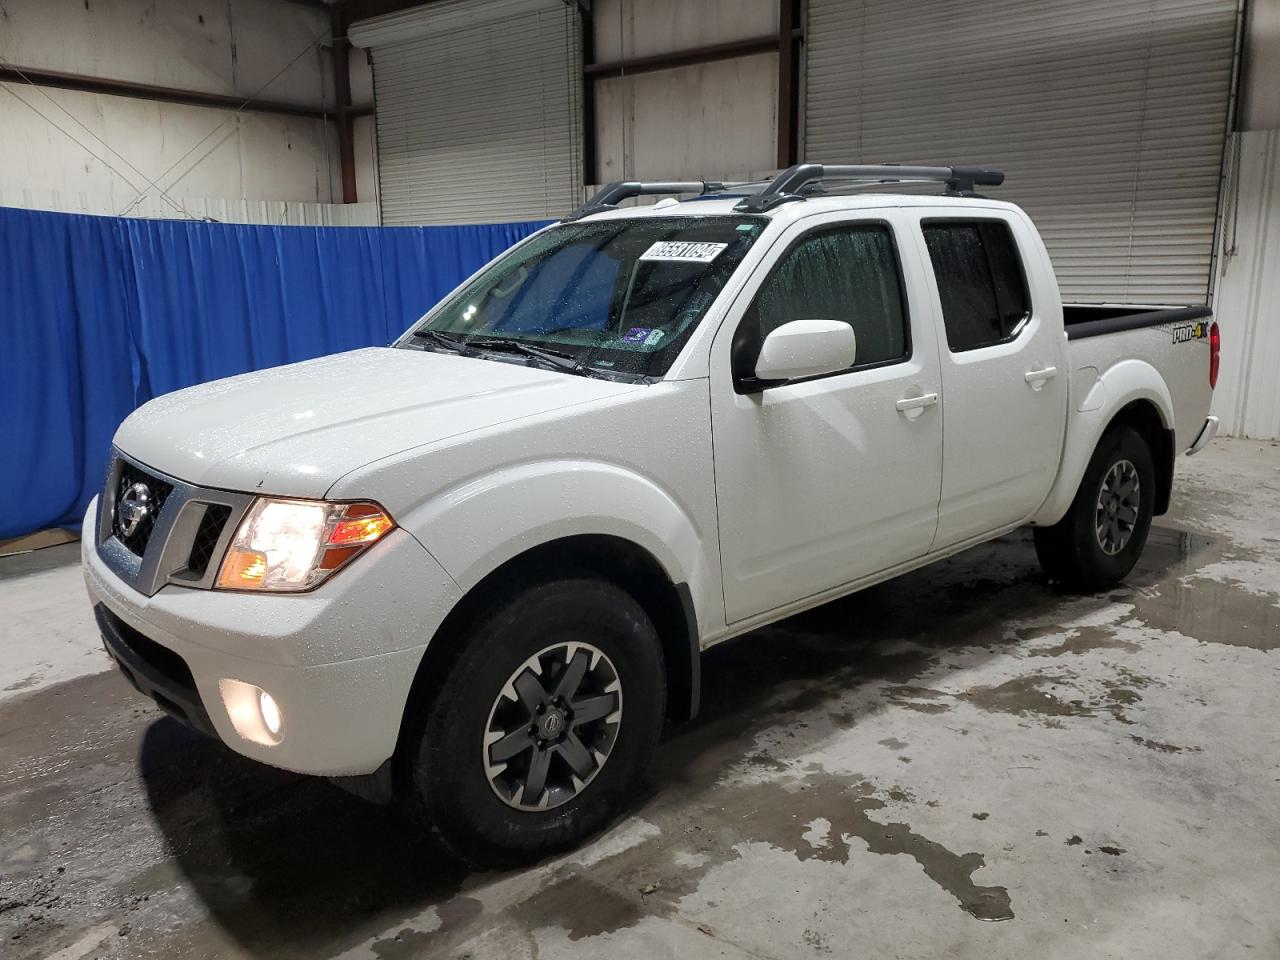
96, 603, 217, 737
82, 498, 463, 776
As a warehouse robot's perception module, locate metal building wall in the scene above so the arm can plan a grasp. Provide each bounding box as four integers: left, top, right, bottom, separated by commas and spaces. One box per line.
0, 187, 379, 226
804, 0, 1239, 305
1212, 130, 1280, 440
590, 0, 780, 182
0, 0, 343, 215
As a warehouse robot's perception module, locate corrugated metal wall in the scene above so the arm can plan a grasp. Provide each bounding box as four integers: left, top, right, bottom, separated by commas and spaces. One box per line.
804, 0, 1238, 305
1212, 130, 1280, 440
352, 0, 583, 226
0, 191, 378, 226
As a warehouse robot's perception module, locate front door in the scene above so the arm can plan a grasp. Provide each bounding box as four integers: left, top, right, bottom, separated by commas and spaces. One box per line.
919, 215, 1069, 549
710, 214, 944, 624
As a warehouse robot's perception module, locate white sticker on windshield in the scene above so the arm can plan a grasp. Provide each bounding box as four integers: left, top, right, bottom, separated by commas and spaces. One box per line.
640, 241, 729, 263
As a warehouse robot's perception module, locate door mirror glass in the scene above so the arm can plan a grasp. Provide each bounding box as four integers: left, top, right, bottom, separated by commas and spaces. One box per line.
754, 319, 857, 382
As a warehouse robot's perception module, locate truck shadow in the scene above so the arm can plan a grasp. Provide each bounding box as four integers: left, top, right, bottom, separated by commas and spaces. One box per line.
139, 525, 1203, 957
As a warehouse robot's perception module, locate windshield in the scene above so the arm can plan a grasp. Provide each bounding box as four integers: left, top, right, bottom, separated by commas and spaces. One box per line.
398, 215, 766, 379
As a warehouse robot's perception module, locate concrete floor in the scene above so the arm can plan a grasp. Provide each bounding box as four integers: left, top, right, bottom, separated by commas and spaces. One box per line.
2, 437, 1278, 960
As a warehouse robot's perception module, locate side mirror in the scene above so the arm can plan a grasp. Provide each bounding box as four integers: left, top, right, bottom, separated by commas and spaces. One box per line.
753, 319, 857, 383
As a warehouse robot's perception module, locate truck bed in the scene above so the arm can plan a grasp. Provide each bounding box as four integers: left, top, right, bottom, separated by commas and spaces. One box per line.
1064, 304, 1215, 454
1063, 303, 1212, 341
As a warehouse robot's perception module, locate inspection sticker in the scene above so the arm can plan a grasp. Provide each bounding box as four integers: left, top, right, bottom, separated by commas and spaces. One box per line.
640, 241, 728, 263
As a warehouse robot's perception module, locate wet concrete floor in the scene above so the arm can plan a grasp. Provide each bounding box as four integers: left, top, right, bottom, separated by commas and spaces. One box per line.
2, 437, 1278, 959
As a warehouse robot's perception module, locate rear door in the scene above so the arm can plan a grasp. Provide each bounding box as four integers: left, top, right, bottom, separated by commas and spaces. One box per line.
710, 211, 944, 624
918, 213, 1069, 549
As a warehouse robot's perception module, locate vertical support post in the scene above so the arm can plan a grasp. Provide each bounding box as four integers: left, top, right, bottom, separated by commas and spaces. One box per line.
580, 1, 598, 188
776, 0, 799, 169
332, 7, 359, 204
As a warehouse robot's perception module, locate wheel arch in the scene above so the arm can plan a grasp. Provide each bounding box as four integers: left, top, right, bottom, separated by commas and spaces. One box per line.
1033, 361, 1175, 526
391, 533, 701, 777
1107, 400, 1174, 515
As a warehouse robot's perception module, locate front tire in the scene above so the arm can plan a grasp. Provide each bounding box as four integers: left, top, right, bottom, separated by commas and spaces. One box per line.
1034, 424, 1155, 591
399, 575, 665, 867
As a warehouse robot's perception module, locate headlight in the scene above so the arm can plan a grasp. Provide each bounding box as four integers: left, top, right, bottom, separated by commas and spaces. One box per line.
215, 498, 395, 592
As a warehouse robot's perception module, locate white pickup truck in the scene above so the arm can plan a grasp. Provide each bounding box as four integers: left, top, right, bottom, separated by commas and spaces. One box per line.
82, 163, 1220, 865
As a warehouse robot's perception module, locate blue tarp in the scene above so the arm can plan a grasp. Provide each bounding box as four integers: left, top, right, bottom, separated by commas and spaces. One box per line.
0, 206, 549, 540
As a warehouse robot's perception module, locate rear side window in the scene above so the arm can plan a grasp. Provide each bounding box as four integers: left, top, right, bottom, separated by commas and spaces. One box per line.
923, 220, 1031, 352
735, 223, 909, 379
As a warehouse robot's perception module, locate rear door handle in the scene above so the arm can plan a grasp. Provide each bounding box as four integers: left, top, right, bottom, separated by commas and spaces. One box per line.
1025, 366, 1058, 385
895, 392, 939, 414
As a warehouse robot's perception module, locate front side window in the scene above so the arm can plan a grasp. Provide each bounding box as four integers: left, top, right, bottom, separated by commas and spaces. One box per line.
399, 216, 766, 379
733, 222, 910, 381
922, 220, 1031, 352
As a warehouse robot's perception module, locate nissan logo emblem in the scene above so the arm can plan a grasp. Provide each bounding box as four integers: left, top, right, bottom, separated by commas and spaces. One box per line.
117, 482, 152, 538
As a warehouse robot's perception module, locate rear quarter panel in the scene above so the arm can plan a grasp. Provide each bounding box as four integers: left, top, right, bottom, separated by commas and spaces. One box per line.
1033, 321, 1212, 525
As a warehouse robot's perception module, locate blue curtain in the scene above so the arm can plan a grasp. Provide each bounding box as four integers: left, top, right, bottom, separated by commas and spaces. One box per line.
0, 206, 548, 540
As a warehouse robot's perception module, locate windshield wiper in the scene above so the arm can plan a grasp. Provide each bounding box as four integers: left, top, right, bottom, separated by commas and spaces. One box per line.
410, 329, 471, 353
470, 338, 600, 377
412, 330, 605, 378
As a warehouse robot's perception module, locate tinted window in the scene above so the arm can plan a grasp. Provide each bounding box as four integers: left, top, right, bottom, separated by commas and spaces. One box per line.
735, 223, 909, 380
923, 220, 1030, 352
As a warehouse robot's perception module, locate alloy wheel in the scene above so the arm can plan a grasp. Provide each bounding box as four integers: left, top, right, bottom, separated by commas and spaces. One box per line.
1095, 458, 1141, 556
483, 641, 623, 811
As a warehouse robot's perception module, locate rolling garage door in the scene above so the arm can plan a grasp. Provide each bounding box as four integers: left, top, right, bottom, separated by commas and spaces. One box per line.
350, 0, 582, 225
804, 0, 1239, 303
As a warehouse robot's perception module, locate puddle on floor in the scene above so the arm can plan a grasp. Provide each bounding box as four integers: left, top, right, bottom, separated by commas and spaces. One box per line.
1128, 527, 1280, 651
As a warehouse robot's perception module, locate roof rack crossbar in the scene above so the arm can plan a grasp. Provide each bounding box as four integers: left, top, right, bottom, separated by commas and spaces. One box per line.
733, 163, 1005, 212
563, 180, 725, 221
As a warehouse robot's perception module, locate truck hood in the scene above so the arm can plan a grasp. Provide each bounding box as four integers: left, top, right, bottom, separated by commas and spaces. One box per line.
114, 347, 643, 498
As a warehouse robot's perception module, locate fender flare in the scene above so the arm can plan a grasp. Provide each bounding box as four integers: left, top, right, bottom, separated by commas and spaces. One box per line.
397, 458, 720, 636
1032, 359, 1174, 526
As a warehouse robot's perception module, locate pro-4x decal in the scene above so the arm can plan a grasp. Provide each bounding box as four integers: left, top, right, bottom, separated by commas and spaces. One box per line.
1172, 321, 1208, 344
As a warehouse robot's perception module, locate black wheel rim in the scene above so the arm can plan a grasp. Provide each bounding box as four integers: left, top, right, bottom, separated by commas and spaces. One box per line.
483, 642, 623, 811
1095, 458, 1141, 556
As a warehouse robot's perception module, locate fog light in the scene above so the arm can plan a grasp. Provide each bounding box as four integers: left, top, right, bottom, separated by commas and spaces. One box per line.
259, 690, 282, 736
219, 678, 285, 746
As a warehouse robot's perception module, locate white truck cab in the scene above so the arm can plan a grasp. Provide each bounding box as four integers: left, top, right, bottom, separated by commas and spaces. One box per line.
83, 164, 1220, 865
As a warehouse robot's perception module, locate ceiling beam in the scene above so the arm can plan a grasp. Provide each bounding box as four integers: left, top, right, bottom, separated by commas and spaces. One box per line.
584, 34, 783, 79
333, 0, 439, 30
0, 64, 333, 120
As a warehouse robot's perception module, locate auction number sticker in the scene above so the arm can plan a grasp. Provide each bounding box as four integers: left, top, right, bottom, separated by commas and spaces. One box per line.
640, 241, 728, 263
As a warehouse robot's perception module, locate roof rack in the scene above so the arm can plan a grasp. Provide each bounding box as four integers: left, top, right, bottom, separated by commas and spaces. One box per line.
563, 180, 726, 221
732, 163, 1005, 213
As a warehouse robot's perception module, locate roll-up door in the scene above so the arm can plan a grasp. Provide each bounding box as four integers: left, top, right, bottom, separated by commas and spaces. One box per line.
350, 0, 582, 225
804, 0, 1238, 303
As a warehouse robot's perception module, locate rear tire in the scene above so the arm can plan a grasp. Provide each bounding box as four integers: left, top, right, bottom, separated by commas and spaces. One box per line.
1034, 424, 1155, 591
399, 575, 665, 867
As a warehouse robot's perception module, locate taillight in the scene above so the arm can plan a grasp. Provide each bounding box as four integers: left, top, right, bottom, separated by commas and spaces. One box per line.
1209, 321, 1220, 390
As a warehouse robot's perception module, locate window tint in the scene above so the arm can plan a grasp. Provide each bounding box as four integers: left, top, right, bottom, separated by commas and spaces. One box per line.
923, 220, 1030, 352
736, 223, 909, 380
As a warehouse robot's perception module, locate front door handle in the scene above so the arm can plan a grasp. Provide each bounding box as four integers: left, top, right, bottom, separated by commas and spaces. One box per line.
895, 392, 939, 416
1025, 365, 1058, 387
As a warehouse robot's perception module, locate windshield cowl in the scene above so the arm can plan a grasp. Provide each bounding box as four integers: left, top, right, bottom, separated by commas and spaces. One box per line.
409, 330, 647, 383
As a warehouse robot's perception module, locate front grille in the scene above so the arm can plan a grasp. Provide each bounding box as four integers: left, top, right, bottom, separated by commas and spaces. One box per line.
111, 461, 174, 556
186, 504, 232, 578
